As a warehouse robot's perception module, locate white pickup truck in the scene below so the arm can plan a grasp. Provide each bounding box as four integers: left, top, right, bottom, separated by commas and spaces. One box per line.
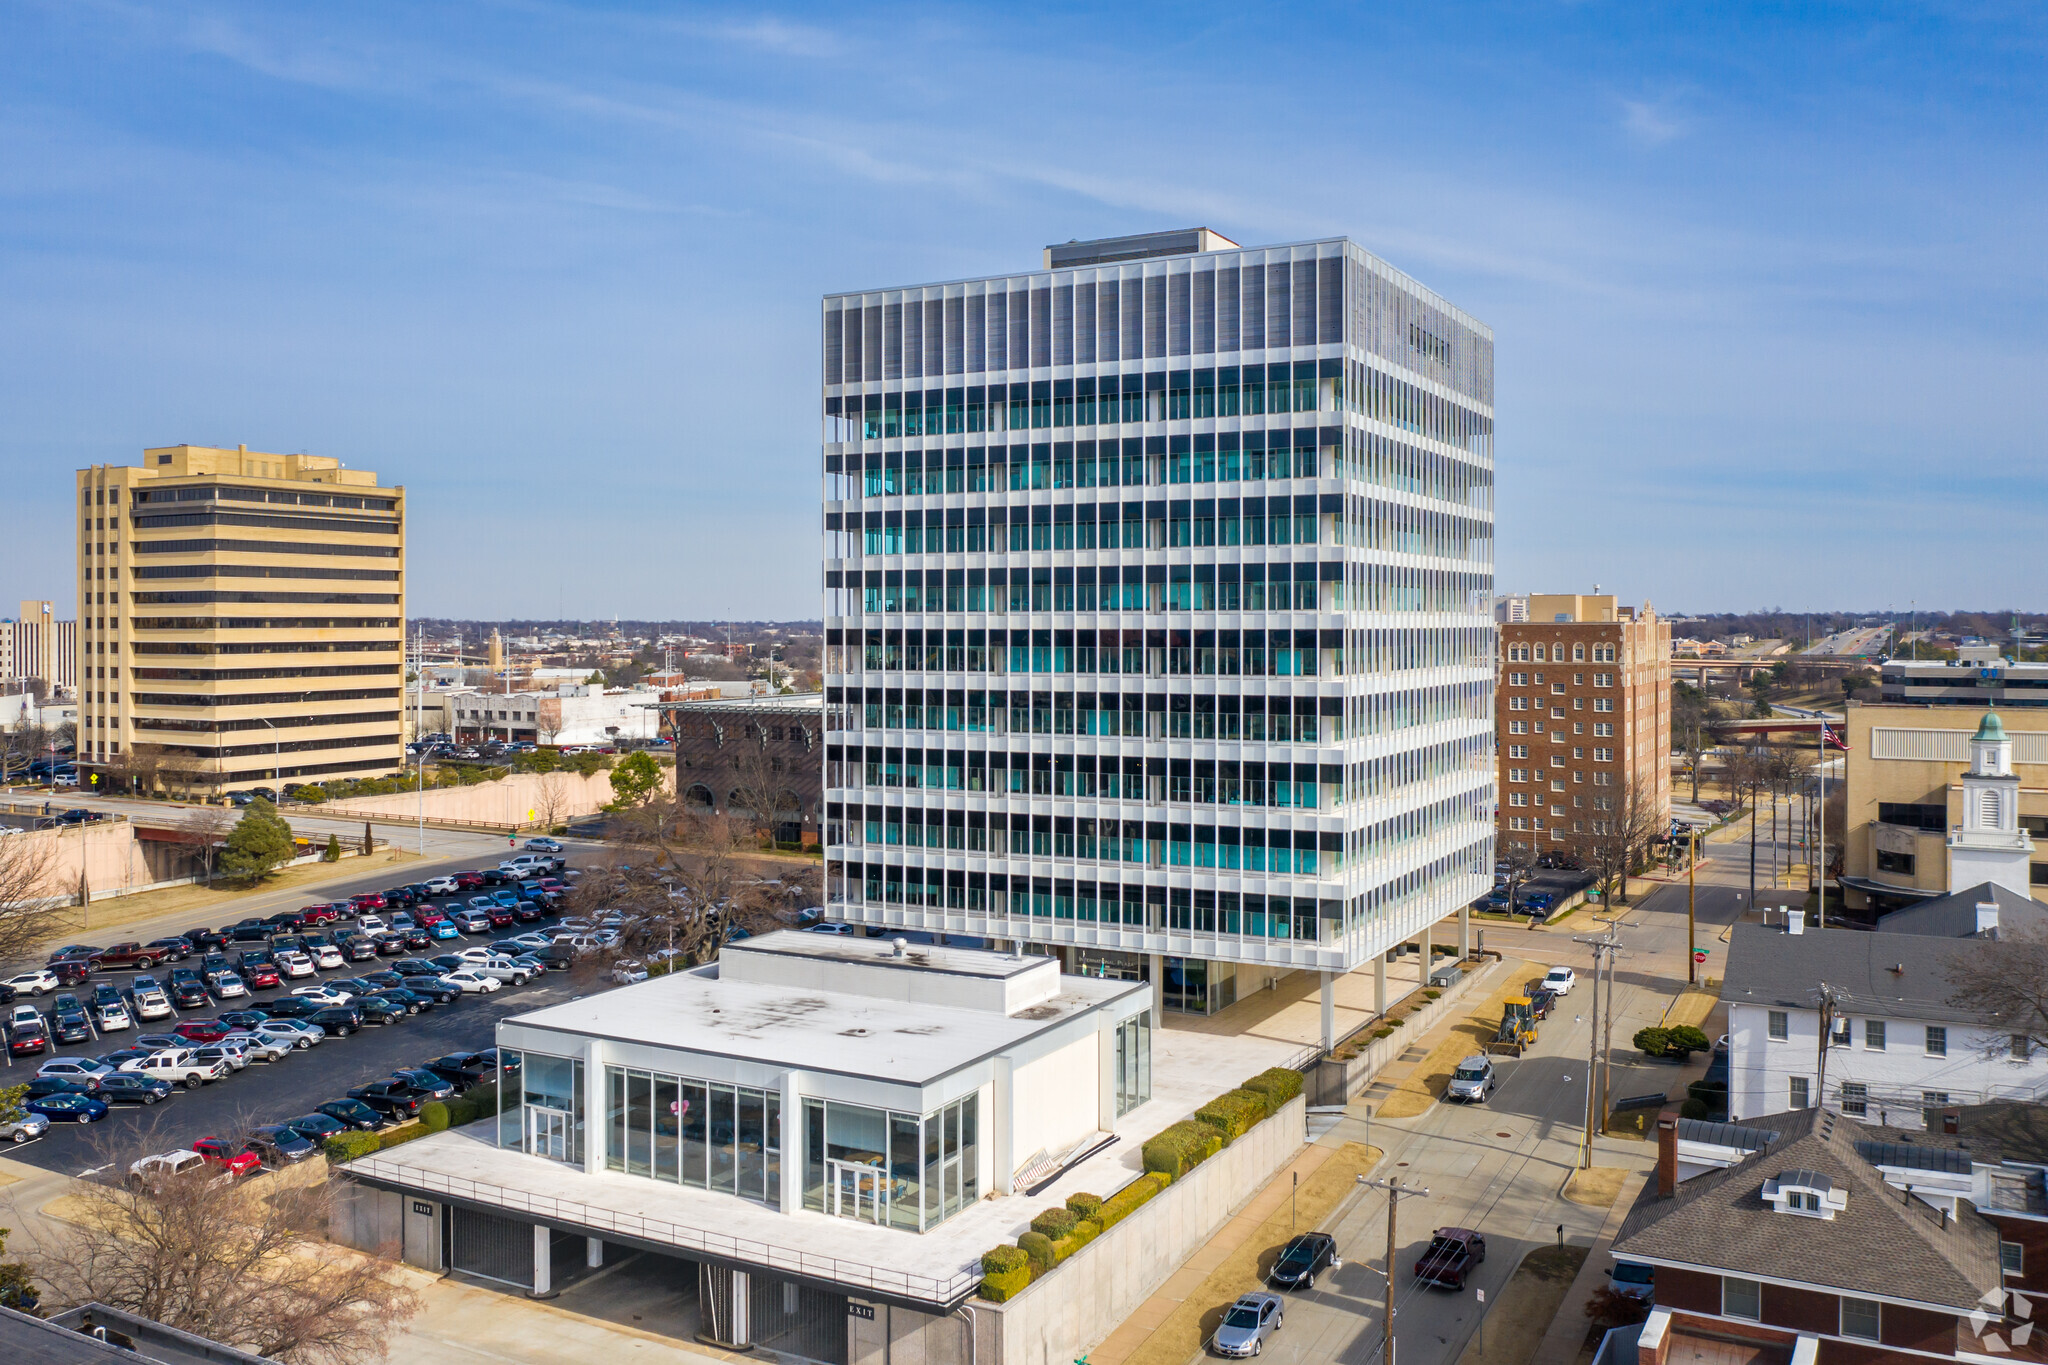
120, 1048, 229, 1090
458, 955, 534, 986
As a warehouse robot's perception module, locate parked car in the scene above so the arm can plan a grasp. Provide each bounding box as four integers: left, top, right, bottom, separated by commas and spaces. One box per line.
246, 1124, 318, 1165
192, 1042, 251, 1073
90, 941, 170, 969
1607, 1261, 1656, 1302
220, 1031, 293, 1062
308, 1005, 364, 1036
275, 951, 315, 979
129, 975, 173, 1020
166, 970, 210, 1010
317, 1098, 386, 1130
354, 995, 411, 1026
1, 1111, 52, 1143
128, 1150, 214, 1188
345, 1080, 427, 1118
279, 1113, 348, 1143
451, 909, 493, 935
143, 936, 194, 961
242, 959, 282, 988
190, 1137, 262, 1178
1542, 966, 1577, 995
96, 1073, 175, 1105
217, 1009, 273, 1031
126, 1047, 227, 1090
1413, 1228, 1487, 1290
523, 837, 563, 853
254, 1019, 324, 1049
171, 1019, 231, 1045
26, 1093, 108, 1123
421, 1053, 493, 1090
49, 996, 92, 1044
436, 970, 502, 994
1212, 1293, 1285, 1357
3, 968, 60, 996
36, 1058, 113, 1086
1445, 1056, 1498, 1104
1268, 1233, 1340, 1291
291, 984, 356, 1006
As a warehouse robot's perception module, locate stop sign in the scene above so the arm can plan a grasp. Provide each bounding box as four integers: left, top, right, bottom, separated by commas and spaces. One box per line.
1693, 949, 1709, 964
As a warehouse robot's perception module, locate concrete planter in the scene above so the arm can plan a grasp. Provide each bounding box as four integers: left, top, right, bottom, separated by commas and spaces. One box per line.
1307, 961, 1496, 1106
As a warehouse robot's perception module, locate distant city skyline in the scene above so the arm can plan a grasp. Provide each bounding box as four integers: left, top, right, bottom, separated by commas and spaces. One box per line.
2, 3, 2042, 616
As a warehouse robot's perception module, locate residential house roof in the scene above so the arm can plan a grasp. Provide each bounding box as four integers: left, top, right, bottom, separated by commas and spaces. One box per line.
1613, 1108, 2003, 1312
1876, 882, 2048, 941
1723, 922, 2007, 1027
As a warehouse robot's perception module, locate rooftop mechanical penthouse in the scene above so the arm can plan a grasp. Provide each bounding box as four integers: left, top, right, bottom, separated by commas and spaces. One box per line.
819, 229, 1496, 1020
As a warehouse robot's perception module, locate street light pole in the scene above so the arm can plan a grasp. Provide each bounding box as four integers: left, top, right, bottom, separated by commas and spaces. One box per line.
1687, 827, 1699, 986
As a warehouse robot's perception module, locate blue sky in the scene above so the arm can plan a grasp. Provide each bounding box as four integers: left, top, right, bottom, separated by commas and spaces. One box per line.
3, 2, 2041, 619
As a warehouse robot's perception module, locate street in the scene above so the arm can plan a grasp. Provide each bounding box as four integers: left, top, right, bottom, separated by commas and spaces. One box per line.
1247, 857, 1749, 1365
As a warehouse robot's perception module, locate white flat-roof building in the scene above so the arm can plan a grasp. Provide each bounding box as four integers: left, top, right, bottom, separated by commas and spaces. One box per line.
339, 931, 1155, 1341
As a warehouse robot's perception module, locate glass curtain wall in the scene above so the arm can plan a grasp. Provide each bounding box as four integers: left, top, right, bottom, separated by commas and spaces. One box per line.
497, 1050, 585, 1165
604, 1067, 782, 1207
801, 1094, 979, 1232
1113, 1011, 1152, 1117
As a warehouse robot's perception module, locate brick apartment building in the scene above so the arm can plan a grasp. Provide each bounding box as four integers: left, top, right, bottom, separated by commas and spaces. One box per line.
1496, 594, 1671, 857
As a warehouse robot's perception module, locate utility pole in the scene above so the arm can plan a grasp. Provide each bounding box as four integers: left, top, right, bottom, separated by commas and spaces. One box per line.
1814, 982, 1849, 1110
1686, 826, 1699, 986
1357, 1174, 1429, 1365
1572, 924, 1627, 1169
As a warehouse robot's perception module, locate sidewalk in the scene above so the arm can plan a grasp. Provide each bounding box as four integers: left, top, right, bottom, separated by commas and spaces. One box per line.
1086, 1137, 1367, 1365
1526, 1172, 1647, 1365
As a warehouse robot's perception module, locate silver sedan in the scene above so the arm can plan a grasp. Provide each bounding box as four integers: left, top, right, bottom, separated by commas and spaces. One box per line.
1212, 1292, 1284, 1357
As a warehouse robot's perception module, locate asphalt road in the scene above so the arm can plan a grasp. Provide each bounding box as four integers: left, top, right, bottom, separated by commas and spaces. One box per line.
1246, 867, 1747, 1365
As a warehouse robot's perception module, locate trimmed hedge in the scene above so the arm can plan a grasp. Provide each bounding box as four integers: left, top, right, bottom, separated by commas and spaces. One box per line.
1195, 1090, 1266, 1144
1030, 1207, 1078, 1240
980, 1246, 1031, 1303
1142, 1119, 1222, 1180
421, 1085, 504, 1135
1018, 1231, 1055, 1273
977, 1069, 1305, 1300
322, 1119, 434, 1164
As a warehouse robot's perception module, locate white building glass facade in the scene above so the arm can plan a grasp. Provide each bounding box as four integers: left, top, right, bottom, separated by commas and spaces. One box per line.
820, 234, 1495, 985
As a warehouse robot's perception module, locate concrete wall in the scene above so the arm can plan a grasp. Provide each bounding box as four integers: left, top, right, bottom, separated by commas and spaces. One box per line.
1308, 959, 1497, 1106
330, 1180, 443, 1270
986, 1094, 1307, 1365
309, 766, 666, 827
1010, 1033, 1103, 1167
2, 819, 153, 904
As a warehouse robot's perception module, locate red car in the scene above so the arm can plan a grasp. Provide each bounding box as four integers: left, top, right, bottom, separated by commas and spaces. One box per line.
172, 1020, 231, 1044
191, 1137, 262, 1178
486, 907, 515, 928
350, 892, 387, 912
415, 907, 449, 927
299, 904, 341, 925
90, 942, 170, 969
452, 871, 484, 891
243, 962, 281, 988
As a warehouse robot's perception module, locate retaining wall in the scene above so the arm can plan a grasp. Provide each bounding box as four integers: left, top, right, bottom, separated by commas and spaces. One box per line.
307, 767, 664, 828
1307, 959, 1504, 1106
985, 1094, 1307, 1365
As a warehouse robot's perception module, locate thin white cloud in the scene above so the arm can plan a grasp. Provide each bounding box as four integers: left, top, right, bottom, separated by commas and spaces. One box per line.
1619, 96, 1685, 146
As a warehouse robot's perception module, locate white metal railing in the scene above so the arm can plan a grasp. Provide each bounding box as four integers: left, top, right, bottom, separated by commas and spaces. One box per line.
346, 1154, 980, 1304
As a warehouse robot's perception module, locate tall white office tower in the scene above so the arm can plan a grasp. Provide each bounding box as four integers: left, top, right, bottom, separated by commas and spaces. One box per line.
820, 229, 1494, 1035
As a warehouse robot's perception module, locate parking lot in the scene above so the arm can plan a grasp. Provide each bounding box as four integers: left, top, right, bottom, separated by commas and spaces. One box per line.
1, 851, 620, 1174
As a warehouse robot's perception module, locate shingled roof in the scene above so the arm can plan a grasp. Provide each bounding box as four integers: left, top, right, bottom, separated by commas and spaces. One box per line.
1722, 922, 2009, 1027
1613, 1108, 2003, 1312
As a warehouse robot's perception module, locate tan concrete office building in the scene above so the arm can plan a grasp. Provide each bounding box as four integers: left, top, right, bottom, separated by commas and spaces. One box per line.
1838, 702, 2048, 913
76, 445, 406, 793
1495, 594, 1670, 855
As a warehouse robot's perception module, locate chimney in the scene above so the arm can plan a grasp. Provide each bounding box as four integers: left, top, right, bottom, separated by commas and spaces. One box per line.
1976, 901, 2001, 936
1943, 1108, 1962, 1136
1788, 910, 1805, 935
1657, 1110, 1680, 1197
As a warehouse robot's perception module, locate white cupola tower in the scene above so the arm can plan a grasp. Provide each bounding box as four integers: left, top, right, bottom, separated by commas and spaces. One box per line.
1948, 710, 2033, 898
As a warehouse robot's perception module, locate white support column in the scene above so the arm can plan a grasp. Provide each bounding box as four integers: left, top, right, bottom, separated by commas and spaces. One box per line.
531, 1223, 552, 1297
1459, 905, 1471, 959
993, 1056, 1015, 1193
1374, 954, 1387, 1016
779, 1071, 804, 1214
1319, 971, 1336, 1053
582, 1041, 606, 1175
1097, 1019, 1117, 1131
1149, 953, 1165, 1020
587, 1237, 603, 1269
1421, 919, 1433, 975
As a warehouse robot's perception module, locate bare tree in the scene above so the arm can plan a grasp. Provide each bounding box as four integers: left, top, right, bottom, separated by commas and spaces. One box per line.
186, 803, 238, 885
0, 832, 62, 962
531, 770, 570, 834
22, 1152, 419, 1364
1581, 778, 1666, 907
727, 728, 784, 846
1947, 932, 2048, 1062
579, 796, 785, 969
1671, 684, 1711, 804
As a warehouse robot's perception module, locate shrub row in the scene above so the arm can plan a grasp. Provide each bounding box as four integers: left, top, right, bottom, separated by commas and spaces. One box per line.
326, 1087, 499, 1162
978, 1068, 1302, 1300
